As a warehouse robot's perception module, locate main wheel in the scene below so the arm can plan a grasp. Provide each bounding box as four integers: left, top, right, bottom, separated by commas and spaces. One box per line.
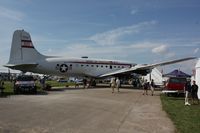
33, 87, 37, 94
14, 87, 19, 94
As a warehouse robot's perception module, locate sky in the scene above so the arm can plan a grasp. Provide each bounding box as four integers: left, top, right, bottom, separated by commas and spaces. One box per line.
0, 0, 200, 74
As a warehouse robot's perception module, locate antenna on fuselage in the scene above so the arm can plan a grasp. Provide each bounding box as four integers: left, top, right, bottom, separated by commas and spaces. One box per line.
81, 56, 88, 59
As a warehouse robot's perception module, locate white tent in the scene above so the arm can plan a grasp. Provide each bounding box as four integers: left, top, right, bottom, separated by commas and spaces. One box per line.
195, 58, 200, 99
143, 68, 163, 86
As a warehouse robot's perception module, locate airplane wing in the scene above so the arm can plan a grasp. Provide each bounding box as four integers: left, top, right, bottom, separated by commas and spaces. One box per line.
98, 57, 196, 78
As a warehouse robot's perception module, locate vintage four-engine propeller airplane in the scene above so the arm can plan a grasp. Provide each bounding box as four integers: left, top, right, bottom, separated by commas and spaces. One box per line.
4, 30, 196, 79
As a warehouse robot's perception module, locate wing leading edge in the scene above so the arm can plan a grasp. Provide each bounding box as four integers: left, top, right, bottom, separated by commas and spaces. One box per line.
98, 57, 197, 78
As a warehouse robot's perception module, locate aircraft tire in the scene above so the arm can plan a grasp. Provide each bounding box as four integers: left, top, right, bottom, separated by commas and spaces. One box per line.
14, 87, 19, 94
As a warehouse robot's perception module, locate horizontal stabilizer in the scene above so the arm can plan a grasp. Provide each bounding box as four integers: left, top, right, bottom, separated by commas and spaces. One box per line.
4, 63, 38, 70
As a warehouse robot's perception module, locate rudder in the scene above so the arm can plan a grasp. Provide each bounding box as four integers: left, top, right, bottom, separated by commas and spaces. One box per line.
8, 30, 45, 65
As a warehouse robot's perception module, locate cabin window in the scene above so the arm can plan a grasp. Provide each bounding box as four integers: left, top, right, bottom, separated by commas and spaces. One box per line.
110, 65, 112, 69
101, 65, 103, 68
118, 66, 120, 68
86, 65, 89, 67
91, 65, 94, 67
81, 64, 84, 67
114, 66, 116, 68
96, 65, 98, 67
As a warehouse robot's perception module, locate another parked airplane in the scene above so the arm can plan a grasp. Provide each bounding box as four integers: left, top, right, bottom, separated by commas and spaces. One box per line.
4, 30, 196, 78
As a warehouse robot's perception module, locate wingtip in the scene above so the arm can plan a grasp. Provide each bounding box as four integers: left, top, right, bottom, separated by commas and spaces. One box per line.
184, 57, 198, 61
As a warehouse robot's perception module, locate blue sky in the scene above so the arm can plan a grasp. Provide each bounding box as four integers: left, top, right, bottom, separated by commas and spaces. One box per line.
0, 0, 200, 74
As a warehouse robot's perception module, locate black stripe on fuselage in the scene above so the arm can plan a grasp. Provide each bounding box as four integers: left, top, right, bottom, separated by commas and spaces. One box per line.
65, 61, 135, 67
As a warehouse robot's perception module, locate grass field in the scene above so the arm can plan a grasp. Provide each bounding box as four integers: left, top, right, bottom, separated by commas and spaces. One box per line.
160, 95, 200, 133
1, 80, 76, 95
45, 80, 75, 87
2, 81, 14, 94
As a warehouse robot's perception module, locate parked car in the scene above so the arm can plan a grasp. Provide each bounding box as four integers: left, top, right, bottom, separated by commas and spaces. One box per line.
57, 78, 68, 83
162, 77, 187, 95
14, 75, 37, 94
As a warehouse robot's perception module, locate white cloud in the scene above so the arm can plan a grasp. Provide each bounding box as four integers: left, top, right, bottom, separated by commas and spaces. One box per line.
130, 42, 157, 49
47, 48, 53, 53
0, 6, 25, 21
60, 43, 123, 58
151, 44, 176, 58
130, 9, 138, 15
48, 41, 152, 62
88, 21, 157, 45
41, 40, 174, 63
47, 41, 173, 64
166, 52, 175, 58
152, 45, 168, 54
194, 48, 199, 54
69, 44, 89, 50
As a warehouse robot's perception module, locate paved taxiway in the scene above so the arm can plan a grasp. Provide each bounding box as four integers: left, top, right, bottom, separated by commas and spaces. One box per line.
0, 87, 175, 133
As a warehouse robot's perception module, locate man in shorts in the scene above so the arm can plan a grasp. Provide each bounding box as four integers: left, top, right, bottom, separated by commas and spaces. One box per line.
143, 79, 149, 95
184, 80, 191, 106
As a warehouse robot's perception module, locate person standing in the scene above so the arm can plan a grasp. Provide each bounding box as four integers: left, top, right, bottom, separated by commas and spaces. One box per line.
191, 80, 199, 104
0, 79, 5, 95
184, 80, 191, 106
74, 78, 79, 88
83, 78, 87, 89
143, 79, 149, 95
150, 79, 155, 96
40, 77, 46, 90
110, 77, 116, 93
116, 78, 120, 92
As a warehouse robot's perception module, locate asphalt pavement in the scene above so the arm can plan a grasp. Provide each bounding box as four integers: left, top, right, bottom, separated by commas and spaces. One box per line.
0, 87, 175, 133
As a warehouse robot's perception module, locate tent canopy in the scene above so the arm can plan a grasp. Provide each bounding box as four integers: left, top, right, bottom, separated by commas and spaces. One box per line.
163, 69, 191, 78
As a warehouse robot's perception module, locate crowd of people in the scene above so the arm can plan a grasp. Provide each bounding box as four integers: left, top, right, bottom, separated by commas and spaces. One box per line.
141, 78, 199, 105
1, 75, 199, 105
110, 77, 120, 93
142, 79, 155, 96
109, 77, 155, 94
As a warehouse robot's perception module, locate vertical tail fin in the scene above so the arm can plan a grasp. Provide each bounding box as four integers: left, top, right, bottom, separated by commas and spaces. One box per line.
7, 30, 45, 65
